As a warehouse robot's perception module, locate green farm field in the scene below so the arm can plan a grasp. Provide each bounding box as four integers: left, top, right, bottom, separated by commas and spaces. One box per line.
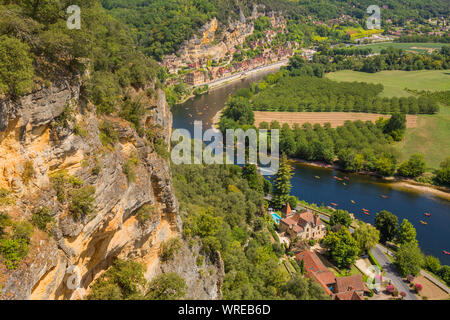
394, 106, 450, 169
326, 69, 450, 169
357, 42, 445, 53
326, 70, 450, 97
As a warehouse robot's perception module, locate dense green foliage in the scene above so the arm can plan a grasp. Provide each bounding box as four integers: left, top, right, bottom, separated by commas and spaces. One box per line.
397, 219, 417, 245
395, 242, 424, 277
249, 72, 438, 114
323, 228, 359, 269
146, 272, 187, 300
31, 207, 54, 233
271, 155, 293, 210
173, 163, 327, 299
0, 0, 159, 108
397, 154, 426, 178
374, 210, 398, 243
329, 210, 352, 228
352, 221, 380, 255
0, 213, 33, 269
160, 237, 182, 262
313, 45, 450, 74
0, 35, 33, 96
86, 259, 147, 300
435, 157, 450, 186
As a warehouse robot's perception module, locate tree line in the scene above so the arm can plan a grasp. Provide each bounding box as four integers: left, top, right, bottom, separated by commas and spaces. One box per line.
248, 74, 439, 114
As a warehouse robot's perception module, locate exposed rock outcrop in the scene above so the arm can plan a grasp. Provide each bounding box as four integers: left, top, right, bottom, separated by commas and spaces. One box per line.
0, 79, 222, 300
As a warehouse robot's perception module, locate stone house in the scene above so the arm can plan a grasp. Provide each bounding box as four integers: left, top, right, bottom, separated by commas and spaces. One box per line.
279, 206, 326, 241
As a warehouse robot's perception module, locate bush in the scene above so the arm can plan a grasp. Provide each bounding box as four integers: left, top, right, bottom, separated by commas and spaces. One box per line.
136, 204, 156, 224
31, 207, 54, 232
99, 120, 119, 148
309, 239, 316, 246
196, 255, 204, 267
0, 238, 29, 269
69, 186, 96, 220
49, 170, 83, 203
86, 259, 146, 300
0, 219, 33, 270
424, 255, 441, 274
386, 284, 396, 294
0, 35, 34, 97
154, 138, 169, 159
146, 273, 187, 300
414, 283, 423, 293
160, 237, 182, 262
122, 155, 139, 184
0, 188, 14, 206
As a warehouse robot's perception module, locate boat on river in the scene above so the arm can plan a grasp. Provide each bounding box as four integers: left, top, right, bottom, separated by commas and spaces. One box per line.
330, 203, 338, 207
362, 211, 370, 216
315, 176, 320, 179
424, 213, 432, 217
362, 208, 369, 212
381, 195, 388, 199
443, 250, 450, 255
351, 200, 356, 204
343, 177, 350, 181
420, 220, 428, 225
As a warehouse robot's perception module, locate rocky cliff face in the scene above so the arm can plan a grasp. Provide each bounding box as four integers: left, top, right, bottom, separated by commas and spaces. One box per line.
0, 79, 223, 300
163, 6, 288, 72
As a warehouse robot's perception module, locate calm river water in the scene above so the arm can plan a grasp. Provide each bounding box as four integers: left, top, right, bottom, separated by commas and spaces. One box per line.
173, 69, 450, 264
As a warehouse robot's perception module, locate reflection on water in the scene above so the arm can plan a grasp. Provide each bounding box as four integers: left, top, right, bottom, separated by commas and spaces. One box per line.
174, 68, 450, 265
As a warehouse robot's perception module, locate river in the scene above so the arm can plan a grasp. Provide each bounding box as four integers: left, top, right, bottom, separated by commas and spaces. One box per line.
173, 68, 450, 265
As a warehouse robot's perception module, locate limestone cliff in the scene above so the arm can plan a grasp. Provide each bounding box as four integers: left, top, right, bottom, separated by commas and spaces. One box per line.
163, 6, 290, 73
0, 78, 223, 300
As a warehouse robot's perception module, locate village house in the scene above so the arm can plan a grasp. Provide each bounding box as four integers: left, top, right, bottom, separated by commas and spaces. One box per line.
279, 204, 327, 241
296, 250, 368, 300
184, 71, 207, 86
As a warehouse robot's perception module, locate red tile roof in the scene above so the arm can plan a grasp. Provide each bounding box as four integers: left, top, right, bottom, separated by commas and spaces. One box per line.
296, 251, 336, 295
335, 275, 365, 293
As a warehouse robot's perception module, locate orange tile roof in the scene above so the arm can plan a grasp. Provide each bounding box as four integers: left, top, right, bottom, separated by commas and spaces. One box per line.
335, 275, 365, 293
296, 251, 336, 296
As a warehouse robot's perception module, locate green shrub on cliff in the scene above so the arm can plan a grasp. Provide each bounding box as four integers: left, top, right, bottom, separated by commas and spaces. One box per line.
32, 207, 54, 233
160, 237, 182, 262
136, 203, 156, 224
0, 35, 34, 97
0, 217, 33, 270
145, 272, 187, 300
69, 186, 96, 220
86, 259, 147, 300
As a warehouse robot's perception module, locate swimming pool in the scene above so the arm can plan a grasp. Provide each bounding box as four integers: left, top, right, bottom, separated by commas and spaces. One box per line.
271, 213, 281, 224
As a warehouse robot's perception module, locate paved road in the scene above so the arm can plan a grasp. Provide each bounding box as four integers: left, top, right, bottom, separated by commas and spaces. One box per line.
371, 244, 418, 300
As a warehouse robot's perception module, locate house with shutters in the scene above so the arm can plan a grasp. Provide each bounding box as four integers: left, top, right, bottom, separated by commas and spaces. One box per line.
279, 204, 326, 241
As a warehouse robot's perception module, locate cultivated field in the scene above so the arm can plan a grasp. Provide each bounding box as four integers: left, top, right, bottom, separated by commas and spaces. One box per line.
326, 70, 450, 97
358, 42, 445, 54
394, 106, 450, 169
253, 112, 418, 128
